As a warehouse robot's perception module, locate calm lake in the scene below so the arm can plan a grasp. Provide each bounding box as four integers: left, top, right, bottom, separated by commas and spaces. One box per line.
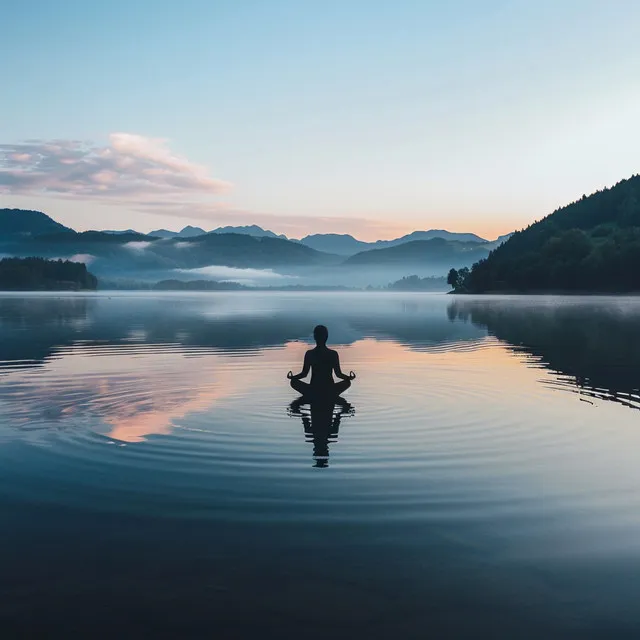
1, 292, 639, 638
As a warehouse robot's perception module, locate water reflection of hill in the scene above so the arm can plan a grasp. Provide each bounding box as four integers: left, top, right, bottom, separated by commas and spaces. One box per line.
0, 296, 96, 365
0, 293, 487, 370
448, 297, 640, 409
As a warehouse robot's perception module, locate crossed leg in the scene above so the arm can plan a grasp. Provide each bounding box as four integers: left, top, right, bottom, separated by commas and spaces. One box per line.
290, 379, 312, 395
332, 379, 351, 395
290, 378, 351, 397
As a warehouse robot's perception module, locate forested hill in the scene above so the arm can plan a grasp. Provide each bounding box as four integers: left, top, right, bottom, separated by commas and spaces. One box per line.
0, 209, 72, 237
0, 257, 98, 290
455, 175, 640, 293
344, 238, 490, 268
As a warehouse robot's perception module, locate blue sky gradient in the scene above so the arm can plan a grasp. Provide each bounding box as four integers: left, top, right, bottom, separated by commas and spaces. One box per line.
2, 0, 639, 239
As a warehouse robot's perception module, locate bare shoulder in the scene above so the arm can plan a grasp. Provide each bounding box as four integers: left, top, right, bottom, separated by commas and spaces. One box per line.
329, 348, 339, 359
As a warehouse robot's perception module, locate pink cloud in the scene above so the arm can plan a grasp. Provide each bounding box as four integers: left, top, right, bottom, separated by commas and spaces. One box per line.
0, 134, 451, 241
0, 134, 231, 204
92, 170, 117, 185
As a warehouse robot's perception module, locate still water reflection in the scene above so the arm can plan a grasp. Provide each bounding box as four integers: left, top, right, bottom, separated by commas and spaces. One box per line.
288, 396, 355, 468
1, 292, 640, 638
449, 297, 640, 409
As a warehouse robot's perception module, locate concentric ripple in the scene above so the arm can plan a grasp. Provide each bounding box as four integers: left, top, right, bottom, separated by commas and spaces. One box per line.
3, 293, 640, 635
0, 293, 640, 539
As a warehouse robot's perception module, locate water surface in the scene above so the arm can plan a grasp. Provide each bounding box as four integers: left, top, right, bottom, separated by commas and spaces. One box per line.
1, 292, 639, 638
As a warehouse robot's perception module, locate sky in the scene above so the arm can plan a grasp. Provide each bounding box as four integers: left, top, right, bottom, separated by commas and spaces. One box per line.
1, 0, 639, 241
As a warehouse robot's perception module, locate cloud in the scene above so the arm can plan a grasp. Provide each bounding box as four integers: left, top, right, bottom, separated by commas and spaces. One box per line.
123, 240, 152, 251
69, 253, 97, 264
176, 265, 296, 286
50, 253, 98, 264
0, 134, 231, 204
0, 135, 431, 242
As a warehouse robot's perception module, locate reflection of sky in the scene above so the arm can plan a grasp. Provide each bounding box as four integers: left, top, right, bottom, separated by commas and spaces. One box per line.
0, 333, 638, 448
3, 297, 640, 633
0, 343, 270, 443
0, 293, 639, 453
3, 322, 640, 567
0, 341, 307, 443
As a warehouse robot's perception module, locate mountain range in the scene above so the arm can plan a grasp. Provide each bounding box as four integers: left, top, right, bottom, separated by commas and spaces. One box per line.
298, 229, 489, 255
0, 208, 511, 286
147, 224, 286, 240
99, 222, 505, 255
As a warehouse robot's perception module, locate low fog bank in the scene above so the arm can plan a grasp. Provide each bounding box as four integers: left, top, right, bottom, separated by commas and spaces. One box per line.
288, 264, 452, 288
95, 262, 453, 290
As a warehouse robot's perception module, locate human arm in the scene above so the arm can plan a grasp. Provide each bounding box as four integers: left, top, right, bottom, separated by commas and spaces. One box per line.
333, 352, 356, 381
287, 351, 311, 380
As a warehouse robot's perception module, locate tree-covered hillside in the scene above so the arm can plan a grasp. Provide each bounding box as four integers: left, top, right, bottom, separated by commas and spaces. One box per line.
344, 238, 489, 268
0, 257, 98, 290
454, 175, 640, 292
0, 209, 72, 237
186, 233, 336, 267
387, 275, 448, 291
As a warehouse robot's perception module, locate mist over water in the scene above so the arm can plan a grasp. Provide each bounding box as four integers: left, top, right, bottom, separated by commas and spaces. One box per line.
1, 292, 640, 638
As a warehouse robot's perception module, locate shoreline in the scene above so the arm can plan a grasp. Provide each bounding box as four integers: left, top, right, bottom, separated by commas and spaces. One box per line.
449, 289, 640, 296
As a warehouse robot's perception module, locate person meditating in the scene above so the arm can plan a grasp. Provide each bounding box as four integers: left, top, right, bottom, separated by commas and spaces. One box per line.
287, 325, 356, 398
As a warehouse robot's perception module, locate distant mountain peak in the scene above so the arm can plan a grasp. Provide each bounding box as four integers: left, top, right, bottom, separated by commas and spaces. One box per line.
178, 226, 206, 238
343, 237, 491, 268
298, 229, 489, 256
148, 228, 177, 238
147, 226, 207, 239
383, 230, 488, 245
303, 232, 359, 240
210, 225, 283, 239
298, 233, 369, 256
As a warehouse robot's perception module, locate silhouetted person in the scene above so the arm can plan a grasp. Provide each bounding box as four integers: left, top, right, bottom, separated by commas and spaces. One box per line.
287, 325, 356, 399
288, 395, 354, 468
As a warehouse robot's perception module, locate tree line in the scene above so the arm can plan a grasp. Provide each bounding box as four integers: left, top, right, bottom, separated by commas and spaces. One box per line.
449, 175, 640, 293
0, 257, 98, 291
387, 275, 448, 291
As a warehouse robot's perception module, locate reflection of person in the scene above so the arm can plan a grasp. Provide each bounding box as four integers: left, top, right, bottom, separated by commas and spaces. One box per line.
287, 325, 356, 398
288, 396, 354, 468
